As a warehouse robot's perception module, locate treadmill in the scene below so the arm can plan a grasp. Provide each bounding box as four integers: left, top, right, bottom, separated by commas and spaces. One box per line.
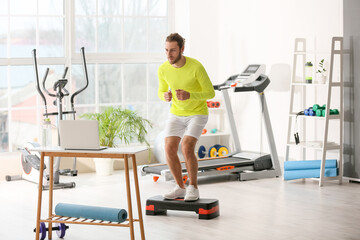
140, 64, 282, 182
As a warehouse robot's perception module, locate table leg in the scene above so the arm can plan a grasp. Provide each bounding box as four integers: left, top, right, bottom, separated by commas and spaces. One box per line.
35, 152, 45, 240
132, 154, 145, 240
48, 156, 54, 239
124, 154, 134, 240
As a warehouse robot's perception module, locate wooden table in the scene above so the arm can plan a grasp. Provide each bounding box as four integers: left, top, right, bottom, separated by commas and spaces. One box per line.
29, 146, 147, 240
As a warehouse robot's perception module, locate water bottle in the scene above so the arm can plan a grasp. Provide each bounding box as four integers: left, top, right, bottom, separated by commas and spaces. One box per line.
42, 118, 52, 147
305, 61, 313, 83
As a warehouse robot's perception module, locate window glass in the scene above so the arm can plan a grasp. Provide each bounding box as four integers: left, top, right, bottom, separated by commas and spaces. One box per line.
147, 102, 168, 141
10, 66, 34, 108
0, 17, 7, 58
39, 17, 64, 57
0, 67, 7, 108
124, 0, 147, 16
75, 17, 96, 52
75, 0, 96, 16
39, 0, 64, 15
11, 108, 38, 149
71, 64, 95, 105
148, 63, 161, 101
98, 0, 123, 16
149, 18, 167, 53
10, 0, 37, 15
123, 64, 146, 102
149, 0, 167, 16
124, 18, 147, 52
0, 0, 7, 15
98, 64, 122, 104
0, 110, 9, 152
98, 17, 122, 52
10, 17, 36, 58
75, 106, 96, 118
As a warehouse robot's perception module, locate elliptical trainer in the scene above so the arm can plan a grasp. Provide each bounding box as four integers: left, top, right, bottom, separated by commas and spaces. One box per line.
5, 47, 89, 190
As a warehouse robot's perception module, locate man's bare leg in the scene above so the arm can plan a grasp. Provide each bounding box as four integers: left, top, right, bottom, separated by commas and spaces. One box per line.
165, 136, 185, 188
181, 136, 198, 188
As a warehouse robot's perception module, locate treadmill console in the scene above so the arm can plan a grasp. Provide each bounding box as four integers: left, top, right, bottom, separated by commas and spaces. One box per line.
214, 64, 270, 93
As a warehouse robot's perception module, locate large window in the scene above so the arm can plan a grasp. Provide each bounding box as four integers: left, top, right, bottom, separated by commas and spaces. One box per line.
0, 0, 171, 152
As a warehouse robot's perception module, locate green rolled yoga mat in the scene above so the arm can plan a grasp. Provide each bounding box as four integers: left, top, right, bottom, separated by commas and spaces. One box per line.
55, 203, 128, 223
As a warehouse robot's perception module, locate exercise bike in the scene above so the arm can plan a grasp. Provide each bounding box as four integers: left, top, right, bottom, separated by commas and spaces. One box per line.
5, 47, 89, 190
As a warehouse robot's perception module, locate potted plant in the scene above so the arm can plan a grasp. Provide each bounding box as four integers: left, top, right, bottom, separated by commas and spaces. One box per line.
316, 59, 327, 84
81, 106, 152, 175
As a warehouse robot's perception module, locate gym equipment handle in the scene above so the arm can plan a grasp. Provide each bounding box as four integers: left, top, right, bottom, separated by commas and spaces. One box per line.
71, 47, 89, 107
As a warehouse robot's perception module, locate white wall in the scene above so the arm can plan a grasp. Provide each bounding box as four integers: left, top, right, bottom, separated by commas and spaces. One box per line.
174, 0, 343, 161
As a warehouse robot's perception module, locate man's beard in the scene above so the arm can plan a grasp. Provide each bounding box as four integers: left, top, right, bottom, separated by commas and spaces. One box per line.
169, 52, 182, 65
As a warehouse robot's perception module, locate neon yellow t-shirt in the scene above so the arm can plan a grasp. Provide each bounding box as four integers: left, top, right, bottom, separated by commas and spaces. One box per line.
158, 57, 215, 116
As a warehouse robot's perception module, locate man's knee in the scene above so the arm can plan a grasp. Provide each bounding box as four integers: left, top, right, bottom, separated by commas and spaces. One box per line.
165, 137, 180, 157
181, 139, 196, 158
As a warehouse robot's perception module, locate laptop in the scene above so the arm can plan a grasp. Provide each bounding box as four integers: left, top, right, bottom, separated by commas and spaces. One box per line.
59, 120, 107, 150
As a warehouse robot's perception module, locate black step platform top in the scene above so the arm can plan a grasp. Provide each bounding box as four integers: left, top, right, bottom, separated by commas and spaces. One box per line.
146, 195, 219, 220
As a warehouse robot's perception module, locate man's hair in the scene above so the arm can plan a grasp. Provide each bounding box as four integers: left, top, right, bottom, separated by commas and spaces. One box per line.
166, 33, 185, 49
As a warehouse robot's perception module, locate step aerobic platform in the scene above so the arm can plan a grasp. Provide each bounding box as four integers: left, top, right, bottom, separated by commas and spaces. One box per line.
145, 195, 219, 220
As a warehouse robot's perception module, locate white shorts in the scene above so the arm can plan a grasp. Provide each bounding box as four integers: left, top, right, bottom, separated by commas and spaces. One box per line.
164, 113, 208, 140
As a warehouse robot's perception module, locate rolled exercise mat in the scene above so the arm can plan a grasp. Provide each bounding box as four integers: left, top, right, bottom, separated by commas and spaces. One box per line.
284, 168, 337, 180
284, 159, 337, 171
55, 203, 128, 223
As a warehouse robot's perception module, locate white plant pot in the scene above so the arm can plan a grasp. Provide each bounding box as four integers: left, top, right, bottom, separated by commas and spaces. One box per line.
93, 158, 114, 176
317, 73, 327, 84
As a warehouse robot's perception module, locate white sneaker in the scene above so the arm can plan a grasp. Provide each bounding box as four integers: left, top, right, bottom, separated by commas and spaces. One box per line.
163, 185, 186, 200
184, 185, 199, 201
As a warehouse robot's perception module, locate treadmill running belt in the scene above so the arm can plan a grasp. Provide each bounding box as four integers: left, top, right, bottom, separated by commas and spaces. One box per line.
143, 157, 263, 175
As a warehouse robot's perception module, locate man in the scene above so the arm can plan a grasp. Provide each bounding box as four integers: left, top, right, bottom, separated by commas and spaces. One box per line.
158, 33, 215, 201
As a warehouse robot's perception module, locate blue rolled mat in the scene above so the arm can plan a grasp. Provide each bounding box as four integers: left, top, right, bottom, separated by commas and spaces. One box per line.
284, 159, 337, 171
284, 168, 338, 180
55, 203, 128, 223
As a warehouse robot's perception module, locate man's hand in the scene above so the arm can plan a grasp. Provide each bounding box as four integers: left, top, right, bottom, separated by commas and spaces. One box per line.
176, 89, 190, 101
164, 90, 172, 102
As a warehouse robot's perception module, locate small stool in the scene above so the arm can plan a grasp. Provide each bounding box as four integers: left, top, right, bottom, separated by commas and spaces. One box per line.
145, 195, 219, 220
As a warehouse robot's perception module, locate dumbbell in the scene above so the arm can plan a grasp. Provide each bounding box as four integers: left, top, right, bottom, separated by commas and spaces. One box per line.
34, 221, 69, 240
208, 144, 229, 158
313, 104, 326, 112
207, 101, 220, 108
313, 104, 326, 116
197, 145, 207, 159
304, 107, 315, 116
210, 128, 217, 134
321, 109, 339, 117
202, 129, 207, 135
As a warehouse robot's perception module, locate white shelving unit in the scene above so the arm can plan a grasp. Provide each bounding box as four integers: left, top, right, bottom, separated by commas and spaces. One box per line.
285, 37, 344, 186
197, 98, 231, 158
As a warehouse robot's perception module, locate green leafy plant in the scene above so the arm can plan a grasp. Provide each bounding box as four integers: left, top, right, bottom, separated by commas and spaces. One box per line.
316, 59, 326, 74
80, 106, 152, 148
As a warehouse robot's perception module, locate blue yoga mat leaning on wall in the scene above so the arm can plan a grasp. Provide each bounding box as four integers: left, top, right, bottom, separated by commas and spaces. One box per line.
55, 203, 128, 223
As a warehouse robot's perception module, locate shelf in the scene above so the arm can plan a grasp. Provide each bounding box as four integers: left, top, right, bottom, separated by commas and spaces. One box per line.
43, 214, 133, 227
201, 131, 230, 137
287, 141, 340, 150
291, 82, 342, 87
208, 107, 225, 111
294, 50, 331, 55
286, 37, 344, 186
289, 114, 340, 120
